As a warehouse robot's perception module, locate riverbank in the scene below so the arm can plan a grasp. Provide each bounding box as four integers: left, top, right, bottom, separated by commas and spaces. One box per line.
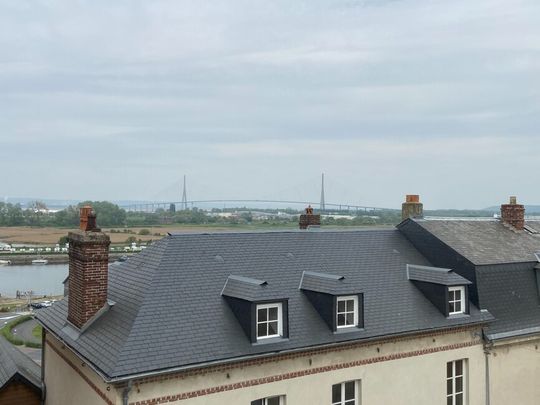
0, 252, 133, 265
0, 295, 63, 312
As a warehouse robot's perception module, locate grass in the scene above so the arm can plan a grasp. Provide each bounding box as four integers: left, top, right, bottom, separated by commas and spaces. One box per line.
0, 223, 301, 245
32, 324, 42, 339
0, 315, 42, 348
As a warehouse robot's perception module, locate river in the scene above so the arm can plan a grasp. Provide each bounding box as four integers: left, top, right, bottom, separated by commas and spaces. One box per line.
0, 264, 68, 297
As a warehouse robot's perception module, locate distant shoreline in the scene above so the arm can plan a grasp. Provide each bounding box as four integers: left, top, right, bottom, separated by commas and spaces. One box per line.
0, 253, 132, 266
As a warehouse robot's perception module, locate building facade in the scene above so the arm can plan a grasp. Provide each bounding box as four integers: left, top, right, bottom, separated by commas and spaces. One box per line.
36, 199, 540, 404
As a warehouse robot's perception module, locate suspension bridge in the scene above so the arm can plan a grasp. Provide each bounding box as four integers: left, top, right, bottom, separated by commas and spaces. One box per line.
120, 175, 396, 213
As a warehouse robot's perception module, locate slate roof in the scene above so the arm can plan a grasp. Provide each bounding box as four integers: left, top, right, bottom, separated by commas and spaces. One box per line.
0, 336, 41, 390
299, 271, 357, 295
399, 218, 540, 340
412, 219, 540, 265
221, 275, 285, 301
36, 229, 492, 382
406, 265, 472, 286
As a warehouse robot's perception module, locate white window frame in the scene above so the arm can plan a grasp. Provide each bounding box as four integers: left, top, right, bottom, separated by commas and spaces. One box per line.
448, 286, 465, 315
336, 295, 359, 329
256, 303, 283, 340
447, 359, 466, 405
332, 380, 360, 405
251, 395, 285, 405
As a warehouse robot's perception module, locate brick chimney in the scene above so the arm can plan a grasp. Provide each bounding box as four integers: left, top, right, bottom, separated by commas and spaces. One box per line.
501, 196, 525, 230
299, 205, 321, 229
402, 194, 423, 220
67, 206, 110, 329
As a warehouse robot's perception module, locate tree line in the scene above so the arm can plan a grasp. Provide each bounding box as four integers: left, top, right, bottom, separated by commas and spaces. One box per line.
2, 200, 488, 228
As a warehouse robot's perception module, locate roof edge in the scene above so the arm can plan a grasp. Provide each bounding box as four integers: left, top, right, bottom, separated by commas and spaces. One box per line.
104, 321, 491, 384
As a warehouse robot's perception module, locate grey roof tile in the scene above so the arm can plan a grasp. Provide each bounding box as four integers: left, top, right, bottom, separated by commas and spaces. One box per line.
37, 229, 491, 380
407, 264, 472, 286
0, 336, 41, 389
414, 219, 540, 265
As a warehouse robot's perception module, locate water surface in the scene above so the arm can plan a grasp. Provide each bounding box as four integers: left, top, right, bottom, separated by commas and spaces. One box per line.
0, 264, 68, 297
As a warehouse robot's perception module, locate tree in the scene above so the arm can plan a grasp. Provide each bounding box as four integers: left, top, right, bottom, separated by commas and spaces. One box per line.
58, 236, 69, 245
77, 201, 126, 227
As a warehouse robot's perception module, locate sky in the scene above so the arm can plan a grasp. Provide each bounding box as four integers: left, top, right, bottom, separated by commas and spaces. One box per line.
0, 0, 539, 209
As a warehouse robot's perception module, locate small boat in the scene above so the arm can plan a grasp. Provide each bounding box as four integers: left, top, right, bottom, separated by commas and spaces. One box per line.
32, 259, 48, 265
0, 259, 11, 266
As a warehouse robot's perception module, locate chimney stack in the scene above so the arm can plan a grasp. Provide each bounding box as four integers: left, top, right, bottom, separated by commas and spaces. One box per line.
402, 194, 423, 220
501, 196, 525, 230
67, 206, 110, 329
299, 206, 321, 229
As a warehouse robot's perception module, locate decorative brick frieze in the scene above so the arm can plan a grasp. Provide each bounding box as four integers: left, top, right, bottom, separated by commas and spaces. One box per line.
132, 325, 478, 387
130, 338, 481, 405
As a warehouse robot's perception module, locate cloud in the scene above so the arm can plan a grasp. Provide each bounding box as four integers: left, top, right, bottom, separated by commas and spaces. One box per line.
0, 0, 539, 207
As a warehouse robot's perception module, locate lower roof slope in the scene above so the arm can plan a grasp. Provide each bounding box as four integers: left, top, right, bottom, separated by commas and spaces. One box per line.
0, 336, 41, 390
37, 229, 491, 381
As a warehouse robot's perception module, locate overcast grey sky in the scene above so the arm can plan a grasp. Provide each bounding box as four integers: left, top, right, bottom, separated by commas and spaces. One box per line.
1, 0, 539, 209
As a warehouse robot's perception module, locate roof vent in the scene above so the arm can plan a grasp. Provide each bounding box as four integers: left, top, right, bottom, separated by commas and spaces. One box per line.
215, 255, 224, 263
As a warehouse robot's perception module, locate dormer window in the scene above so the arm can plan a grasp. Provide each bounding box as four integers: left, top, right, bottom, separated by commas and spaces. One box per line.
407, 265, 471, 317
256, 303, 283, 339
299, 271, 363, 332
221, 274, 289, 343
448, 286, 465, 315
337, 296, 358, 328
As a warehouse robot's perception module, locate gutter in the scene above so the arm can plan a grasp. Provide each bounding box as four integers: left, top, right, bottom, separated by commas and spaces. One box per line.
105, 321, 491, 384
483, 329, 492, 405
41, 328, 46, 405
38, 312, 492, 385
486, 326, 540, 342
122, 380, 133, 405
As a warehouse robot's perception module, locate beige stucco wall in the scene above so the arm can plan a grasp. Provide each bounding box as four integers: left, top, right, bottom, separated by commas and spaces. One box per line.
489, 336, 540, 405
126, 327, 485, 405
43, 331, 117, 405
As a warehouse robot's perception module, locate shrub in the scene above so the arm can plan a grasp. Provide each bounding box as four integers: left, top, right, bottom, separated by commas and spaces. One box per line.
138, 228, 150, 235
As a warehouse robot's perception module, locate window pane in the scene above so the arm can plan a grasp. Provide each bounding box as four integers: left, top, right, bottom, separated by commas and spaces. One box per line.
267, 397, 280, 405
332, 384, 341, 402
449, 302, 455, 313
268, 321, 278, 335
337, 314, 345, 326
455, 360, 463, 376
456, 376, 463, 392
345, 381, 355, 400
258, 308, 267, 322
456, 393, 463, 405
447, 362, 453, 377
338, 300, 345, 312
447, 379, 452, 395
258, 323, 267, 337
346, 313, 354, 325
454, 301, 461, 313
346, 300, 354, 312
251, 400, 263, 405
447, 397, 452, 405
449, 290, 455, 301
455, 290, 461, 300
269, 307, 278, 321
344, 401, 355, 405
